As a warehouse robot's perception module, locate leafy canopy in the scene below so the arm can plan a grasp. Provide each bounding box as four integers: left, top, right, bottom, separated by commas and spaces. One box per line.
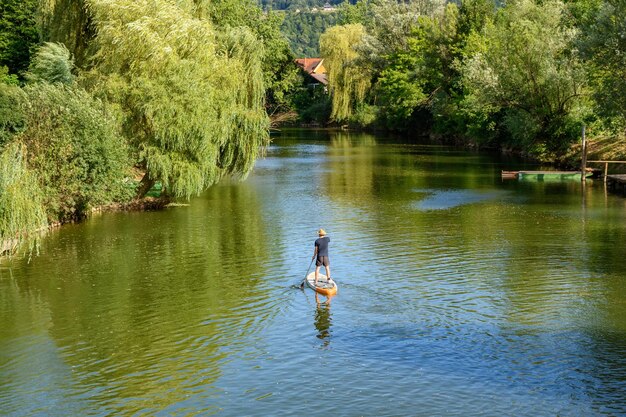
15, 82, 132, 222
85, 0, 270, 199
25, 42, 74, 84
461, 0, 588, 155
320, 24, 371, 122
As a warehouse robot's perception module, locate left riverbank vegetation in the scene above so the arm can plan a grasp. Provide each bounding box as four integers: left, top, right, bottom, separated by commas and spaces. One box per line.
0, 0, 302, 255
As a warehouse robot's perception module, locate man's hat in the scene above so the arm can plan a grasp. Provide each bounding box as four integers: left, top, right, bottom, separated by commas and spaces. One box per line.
318, 228, 326, 236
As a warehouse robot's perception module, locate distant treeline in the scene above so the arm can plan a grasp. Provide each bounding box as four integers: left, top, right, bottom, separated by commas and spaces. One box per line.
281, 10, 339, 56
260, 0, 346, 11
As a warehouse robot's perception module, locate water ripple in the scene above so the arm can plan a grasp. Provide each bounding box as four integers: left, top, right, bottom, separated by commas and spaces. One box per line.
2, 136, 626, 416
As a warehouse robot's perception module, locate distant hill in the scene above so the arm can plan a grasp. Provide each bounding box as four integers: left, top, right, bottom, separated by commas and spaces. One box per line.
280, 8, 339, 56
259, 0, 347, 11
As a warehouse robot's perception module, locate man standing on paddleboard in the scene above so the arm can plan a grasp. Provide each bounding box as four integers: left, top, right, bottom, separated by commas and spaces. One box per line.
313, 228, 331, 285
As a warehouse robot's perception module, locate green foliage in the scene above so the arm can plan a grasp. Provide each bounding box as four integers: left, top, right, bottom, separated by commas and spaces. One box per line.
182, 0, 301, 117
320, 24, 371, 121
322, 0, 463, 128
249, 11, 301, 115
281, 10, 339, 56
579, 0, 626, 122
25, 42, 74, 84
0, 83, 25, 146
334, 0, 446, 67
187, 0, 261, 24
293, 84, 332, 123
337, 0, 369, 25
375, 4, 461, 130
457, 0, 496, 39
564, 0, 603, 27
85, 0, 269, 199
0, 0, 40, 77
259, 0, 344, 10
15, 83, 131, 222
39, 0, 95, 68
364, 0, 446, 54
0, 66, 19, 85
350, 103, 379, 127
377, 49, 428, 128
461, 0, 588, 157
0, 141, 47, 249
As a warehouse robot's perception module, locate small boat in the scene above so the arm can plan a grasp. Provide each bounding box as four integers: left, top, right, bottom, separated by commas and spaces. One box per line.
305, 272, 337, 296
501, 171, 519, 179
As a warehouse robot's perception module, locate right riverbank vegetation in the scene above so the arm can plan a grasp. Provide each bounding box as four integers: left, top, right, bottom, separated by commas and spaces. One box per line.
2, 0, 626, 254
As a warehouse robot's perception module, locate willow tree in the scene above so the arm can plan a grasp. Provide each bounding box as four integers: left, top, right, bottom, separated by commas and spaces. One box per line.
320, 24, 371, 122
39, 0, 96, 68
0, 141, 47, 254
84, 0, 269, 199
25, 42, 74, 84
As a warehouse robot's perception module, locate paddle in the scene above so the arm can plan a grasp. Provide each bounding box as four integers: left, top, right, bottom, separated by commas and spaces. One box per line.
299, 256, 315, 289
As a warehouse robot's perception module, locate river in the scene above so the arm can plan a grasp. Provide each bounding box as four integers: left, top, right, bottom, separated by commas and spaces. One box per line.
1, 129, 625, 416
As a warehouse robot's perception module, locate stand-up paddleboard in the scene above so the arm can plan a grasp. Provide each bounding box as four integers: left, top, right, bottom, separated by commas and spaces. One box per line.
305, 272, 337, 296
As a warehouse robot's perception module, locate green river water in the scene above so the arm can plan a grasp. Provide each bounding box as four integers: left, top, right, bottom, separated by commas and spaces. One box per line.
1, 129, 626, 416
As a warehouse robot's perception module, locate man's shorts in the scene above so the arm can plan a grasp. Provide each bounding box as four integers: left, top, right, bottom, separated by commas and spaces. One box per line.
316, 256, 330, 267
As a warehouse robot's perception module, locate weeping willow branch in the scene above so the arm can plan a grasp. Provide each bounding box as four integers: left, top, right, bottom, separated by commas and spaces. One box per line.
0, 142, 47, 255
320, 24, 371, 122
84, 0, 269, 199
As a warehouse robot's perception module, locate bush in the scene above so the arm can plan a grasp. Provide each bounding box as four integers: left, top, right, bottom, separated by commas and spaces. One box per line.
25, 43, 75, 85
350, 103, 379, 128
16, 83, 132, 222
299, 95, 332, 124
0, 66, 19, 85
0, 83, 26, 146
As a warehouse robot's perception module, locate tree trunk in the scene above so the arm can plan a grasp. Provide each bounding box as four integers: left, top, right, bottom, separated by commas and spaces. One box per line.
136, 173, 156, 199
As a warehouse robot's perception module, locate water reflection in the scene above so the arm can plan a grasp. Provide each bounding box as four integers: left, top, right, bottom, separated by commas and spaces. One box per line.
412, 189, 507, 210
314, 293, 332, 348
0, 180, 276, 415
3, 129, 626, 416
329, 130, 377, 148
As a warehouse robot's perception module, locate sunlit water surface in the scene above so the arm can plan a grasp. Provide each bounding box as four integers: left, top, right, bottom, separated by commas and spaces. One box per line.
2, 130, 626, 416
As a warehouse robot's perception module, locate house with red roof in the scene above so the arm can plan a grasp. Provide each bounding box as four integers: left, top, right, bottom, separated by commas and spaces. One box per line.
295, 58, 328, 86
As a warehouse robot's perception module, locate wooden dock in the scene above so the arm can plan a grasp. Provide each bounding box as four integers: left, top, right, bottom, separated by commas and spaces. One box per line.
605, 174, 626, 194
586, 160, 626, 196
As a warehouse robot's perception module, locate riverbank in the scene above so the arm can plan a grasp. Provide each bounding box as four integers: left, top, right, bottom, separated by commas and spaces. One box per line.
561, 133, 626, 172
6, 127, 626, 260
303, 123, 626, 170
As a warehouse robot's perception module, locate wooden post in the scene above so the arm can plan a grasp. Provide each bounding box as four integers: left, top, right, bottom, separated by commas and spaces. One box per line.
604, 162, 608, 183
581, 124, 587, 182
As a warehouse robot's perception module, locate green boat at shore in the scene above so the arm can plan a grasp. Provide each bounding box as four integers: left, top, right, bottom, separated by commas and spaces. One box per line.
502, 170, 595, 181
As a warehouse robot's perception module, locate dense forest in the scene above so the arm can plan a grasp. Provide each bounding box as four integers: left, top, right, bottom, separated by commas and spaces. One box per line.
2, 0, 626, 253
281, 10, 339, 56
316, 0, 626, 164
